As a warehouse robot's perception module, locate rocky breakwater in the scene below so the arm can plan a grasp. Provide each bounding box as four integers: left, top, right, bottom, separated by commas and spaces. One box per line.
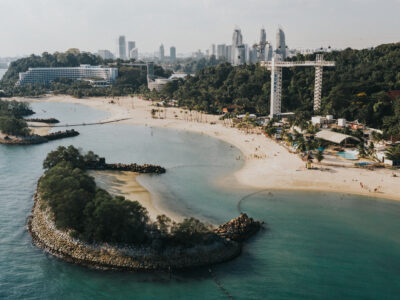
103, 163, 166, 174
0, 129, 79, 145
25, 118, 60, 124
43, 129, 79, 141
28, 192, 262, 271
215, 213, 263, 242
86, 159, 166, 174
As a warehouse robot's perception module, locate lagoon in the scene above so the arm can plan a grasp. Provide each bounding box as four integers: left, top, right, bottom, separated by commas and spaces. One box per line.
0, 102, 399, 299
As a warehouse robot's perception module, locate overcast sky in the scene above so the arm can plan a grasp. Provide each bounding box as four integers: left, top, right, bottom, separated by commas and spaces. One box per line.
0, 0, 399, 57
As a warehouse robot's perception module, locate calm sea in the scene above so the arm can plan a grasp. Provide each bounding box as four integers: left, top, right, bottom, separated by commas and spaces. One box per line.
0, 102, 399, 299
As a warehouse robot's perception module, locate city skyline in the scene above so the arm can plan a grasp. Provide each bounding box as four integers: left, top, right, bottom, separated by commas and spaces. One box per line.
0, 0, 399, 57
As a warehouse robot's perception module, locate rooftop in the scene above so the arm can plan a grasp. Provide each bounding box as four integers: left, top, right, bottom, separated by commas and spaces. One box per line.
315, 130, 360, 144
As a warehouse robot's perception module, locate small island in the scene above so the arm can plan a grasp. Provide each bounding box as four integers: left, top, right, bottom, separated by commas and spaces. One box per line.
0, 99, 79, 144
28, 146, 262, 270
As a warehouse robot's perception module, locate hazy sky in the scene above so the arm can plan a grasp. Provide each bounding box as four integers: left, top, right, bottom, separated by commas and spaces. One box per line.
0, 0, 399, 57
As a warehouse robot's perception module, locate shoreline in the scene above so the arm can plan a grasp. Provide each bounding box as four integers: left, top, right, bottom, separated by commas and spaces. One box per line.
12, 95, 400, 203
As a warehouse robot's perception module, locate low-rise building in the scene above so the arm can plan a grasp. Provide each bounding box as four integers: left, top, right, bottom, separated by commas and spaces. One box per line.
337, 118, 346, 127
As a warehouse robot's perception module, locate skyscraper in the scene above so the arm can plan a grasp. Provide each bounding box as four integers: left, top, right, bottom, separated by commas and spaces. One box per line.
276, 28, 286, 60
159, 44, 165, 61
226, 45, 232, 63
265, 43, 273, 61
249, 45, 258, 64
217, 44, 226, 60
259, 28, 267, 61
127, 41, 136, 58
211, 44, 216, 57
170, 46, 176, 61
117, 36, 127, 60
232, 28, 245, 65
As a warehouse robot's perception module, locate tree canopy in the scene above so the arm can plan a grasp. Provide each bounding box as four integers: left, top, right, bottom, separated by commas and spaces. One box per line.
0, 99, 32, 136
0, 50, 172, 98
39, 146, 216, 247
158, 43, 400, 136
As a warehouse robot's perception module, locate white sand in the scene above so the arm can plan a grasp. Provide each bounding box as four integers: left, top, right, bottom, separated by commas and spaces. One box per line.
88, 170, 173, 221
14, 95, 400, 203
27, 122, 52, 136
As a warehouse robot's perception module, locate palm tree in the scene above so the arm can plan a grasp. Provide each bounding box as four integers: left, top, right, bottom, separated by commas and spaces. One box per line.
385, 145, 400, 163
358, 142, 367, 158
296, 136, 307, 153
368, 142, 376, 159
315, 150, 324, 163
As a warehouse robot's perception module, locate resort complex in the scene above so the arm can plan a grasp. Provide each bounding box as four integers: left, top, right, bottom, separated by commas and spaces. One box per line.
0, 0, 399, 297
16, 65, 118, 86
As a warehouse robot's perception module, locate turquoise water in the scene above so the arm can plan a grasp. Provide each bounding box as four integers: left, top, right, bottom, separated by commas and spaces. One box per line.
357, 162, 372, 166
1, 102, 400, 299
336, 151, 358, 160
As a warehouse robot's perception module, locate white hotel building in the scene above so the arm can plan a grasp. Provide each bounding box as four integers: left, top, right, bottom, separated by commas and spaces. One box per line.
16, 65, 118, 86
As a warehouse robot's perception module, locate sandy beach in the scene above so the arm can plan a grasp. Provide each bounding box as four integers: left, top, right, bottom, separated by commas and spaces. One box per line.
88, 170, 172, 221
13, 95, 400, 205
27, 122, 52, 136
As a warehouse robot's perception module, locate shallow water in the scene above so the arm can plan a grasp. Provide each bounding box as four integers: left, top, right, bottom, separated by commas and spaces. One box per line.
0, 101, 399, 299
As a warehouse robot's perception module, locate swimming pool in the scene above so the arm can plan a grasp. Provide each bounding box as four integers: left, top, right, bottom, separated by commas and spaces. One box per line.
357, 162, 372, 166
336, 151, 358, 160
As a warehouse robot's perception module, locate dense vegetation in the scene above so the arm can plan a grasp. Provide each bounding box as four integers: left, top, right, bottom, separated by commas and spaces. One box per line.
172, 55, 225, 74
159, 43, 400, 136
39, 146, 217, 247
0, 99, 32, 136
2, 44, 400, 136
0, 49, 171, 98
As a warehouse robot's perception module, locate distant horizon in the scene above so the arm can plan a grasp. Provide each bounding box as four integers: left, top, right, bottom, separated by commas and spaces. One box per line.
0, 0, 399, 57
0, 41, 400, 59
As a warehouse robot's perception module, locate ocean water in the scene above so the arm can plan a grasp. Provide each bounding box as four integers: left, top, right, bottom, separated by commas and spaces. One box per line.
0, 102, 399, 299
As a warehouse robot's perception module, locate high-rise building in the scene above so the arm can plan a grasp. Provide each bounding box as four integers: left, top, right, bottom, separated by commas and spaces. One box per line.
127, 41, 136, 58
226, 45, 232, 63
232, 28, 245, 65
265, 43, 273, 61
211, 44, 216, 57
170, 46, 176, 61
249, 45, 258, 64
276, 28, 286, 60
217, 44, 226, 60
129, 48, 139, 60
159, 44, 165, 61
97, 50, 114, 60
117, 36, 127, 60
259, 28, 267, 61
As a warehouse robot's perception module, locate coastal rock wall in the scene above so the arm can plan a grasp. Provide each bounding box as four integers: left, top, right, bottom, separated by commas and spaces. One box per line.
28, 191, 255, 271
215, 213, 263, 242
42, 129, 79, 141
0, 129, 79, 145
87, 162, 166, 174
26, 118, 60, 124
